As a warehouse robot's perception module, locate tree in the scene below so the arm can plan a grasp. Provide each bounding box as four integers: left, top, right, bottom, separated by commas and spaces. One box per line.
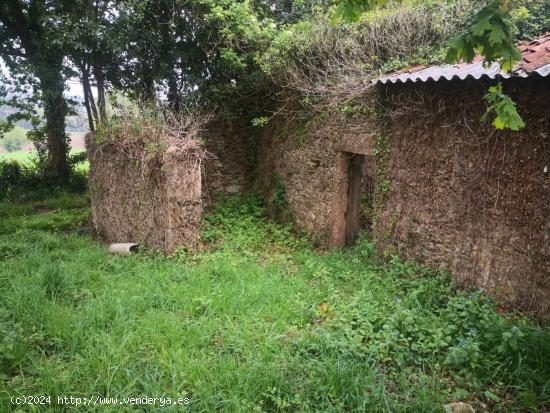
0, 0, 76, 182
65, 0, 116, 131
106, 0, 213, 108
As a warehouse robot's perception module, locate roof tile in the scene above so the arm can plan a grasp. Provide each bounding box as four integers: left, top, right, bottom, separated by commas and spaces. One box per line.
375, 33, 550, 85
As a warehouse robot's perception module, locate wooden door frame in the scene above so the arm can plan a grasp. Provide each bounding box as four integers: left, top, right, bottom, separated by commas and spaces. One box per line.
328, 151, 365, 248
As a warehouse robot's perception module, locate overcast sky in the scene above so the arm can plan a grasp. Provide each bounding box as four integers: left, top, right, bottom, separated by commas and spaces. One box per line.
1, 58, 95, 105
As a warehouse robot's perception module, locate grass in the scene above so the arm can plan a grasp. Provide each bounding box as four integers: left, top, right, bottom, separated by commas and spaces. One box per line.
0, 130, 87, 171
0, 150, 34, 163
0, 193, 549, 412
0, 149, 87, 168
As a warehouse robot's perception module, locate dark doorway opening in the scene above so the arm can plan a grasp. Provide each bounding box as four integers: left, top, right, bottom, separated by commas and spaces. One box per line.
345, 153, 365, 245
329, 151, 373, 248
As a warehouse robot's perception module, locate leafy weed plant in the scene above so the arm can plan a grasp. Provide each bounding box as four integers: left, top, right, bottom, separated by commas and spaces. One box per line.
0, 193, 548, 412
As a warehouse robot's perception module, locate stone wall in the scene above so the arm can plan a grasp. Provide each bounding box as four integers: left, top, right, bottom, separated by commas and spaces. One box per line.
86, 134, 202, 253
202, 120, 250, 202
255, 112, 377, 243
256, 77, 549, 314
86, 119, 250, 252
377, 77, 549, 314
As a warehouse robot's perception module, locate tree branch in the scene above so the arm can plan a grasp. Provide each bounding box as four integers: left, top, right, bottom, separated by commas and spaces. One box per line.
1, 0, 33, 53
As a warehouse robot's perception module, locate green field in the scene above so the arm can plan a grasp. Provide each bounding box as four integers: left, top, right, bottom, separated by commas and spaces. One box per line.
0, 150, 36, 163
0, 150, 88, 173
1, 130, 86, 164
2, 126, 28, 141
0, 193, 549, 412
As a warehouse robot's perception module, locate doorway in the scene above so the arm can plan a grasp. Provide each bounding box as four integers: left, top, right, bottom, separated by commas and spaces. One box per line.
329, 151, 370, 248
344, 153, 364, 245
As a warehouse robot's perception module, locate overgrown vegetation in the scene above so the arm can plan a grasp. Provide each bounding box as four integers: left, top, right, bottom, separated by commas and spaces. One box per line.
0, 126, 28, 153
0, 157, 87, 202
3, 0, 549, 184
245, 0, 549, 127
92, 106, 211, 178
0, 188, 548, 412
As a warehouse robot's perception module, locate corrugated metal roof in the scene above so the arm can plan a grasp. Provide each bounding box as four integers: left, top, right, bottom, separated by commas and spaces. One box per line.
375, 33, 550, 85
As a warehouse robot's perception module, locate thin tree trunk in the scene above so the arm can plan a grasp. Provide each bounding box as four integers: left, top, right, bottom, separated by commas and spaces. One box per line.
81, 64, 95, 132
94, 63, 107, 123
140, 57, 156, 103
87, 83, 99, 126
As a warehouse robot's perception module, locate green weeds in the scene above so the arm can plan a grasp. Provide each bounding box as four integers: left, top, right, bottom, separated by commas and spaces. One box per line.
0, 193, 548, 412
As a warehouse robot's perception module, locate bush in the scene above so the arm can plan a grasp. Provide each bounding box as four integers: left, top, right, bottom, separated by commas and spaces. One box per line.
512, 0, 550, 40
257, 1, 484, 113
0, 323, 28, 379
0, 159, 88, 201
1, 127, 28, 152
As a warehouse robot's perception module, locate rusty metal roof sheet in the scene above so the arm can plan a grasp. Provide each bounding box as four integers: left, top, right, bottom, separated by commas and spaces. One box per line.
375, 33, 550, 85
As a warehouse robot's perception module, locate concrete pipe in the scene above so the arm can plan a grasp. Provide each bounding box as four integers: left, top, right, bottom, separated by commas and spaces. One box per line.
108, 243, 139, 255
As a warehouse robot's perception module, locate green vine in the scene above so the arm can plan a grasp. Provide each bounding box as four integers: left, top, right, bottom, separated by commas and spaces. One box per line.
367, 106, 398, 256
366, 107, 391, 226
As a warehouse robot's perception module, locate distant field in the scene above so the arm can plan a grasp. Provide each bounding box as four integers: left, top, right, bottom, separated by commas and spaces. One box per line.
3, 126, 27, 140
0, 150, 36, 162
0, 148, 85, 161
0, 132, 87, 164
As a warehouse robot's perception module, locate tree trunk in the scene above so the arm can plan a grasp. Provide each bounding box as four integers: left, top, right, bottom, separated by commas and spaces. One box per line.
81, 62, 98, 131
139, 57, 156, 103
82, 72, 95, 132
37, 65, 70, 183
94, 64, 107, 123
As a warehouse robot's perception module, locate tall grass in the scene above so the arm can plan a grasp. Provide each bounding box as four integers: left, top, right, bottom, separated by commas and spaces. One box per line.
0, 193, 548, 412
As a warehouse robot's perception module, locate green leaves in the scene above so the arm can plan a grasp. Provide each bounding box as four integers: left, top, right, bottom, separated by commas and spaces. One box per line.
482, 83, 525, 131
331, 0, 528, 132
332, 0, 366, 23
445, 1, 525, 131
332, 0, 390, 23
446, 0, 521, 72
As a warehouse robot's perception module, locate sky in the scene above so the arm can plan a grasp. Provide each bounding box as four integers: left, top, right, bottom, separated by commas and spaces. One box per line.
66, 80, 86, 100
1, 58, 94, 104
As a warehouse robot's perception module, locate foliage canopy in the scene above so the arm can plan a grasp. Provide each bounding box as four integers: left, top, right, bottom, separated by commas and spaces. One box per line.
1, 0, 550, 182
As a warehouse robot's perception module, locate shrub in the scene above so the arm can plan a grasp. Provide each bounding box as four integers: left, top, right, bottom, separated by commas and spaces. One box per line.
92, 106, 211, 177
0, 158, 88, 201
512, 0, 550, 40
1, 126, 28, 152
0, 323, 28, 379
258, 1, 484, 113
1, 134, 26, 152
